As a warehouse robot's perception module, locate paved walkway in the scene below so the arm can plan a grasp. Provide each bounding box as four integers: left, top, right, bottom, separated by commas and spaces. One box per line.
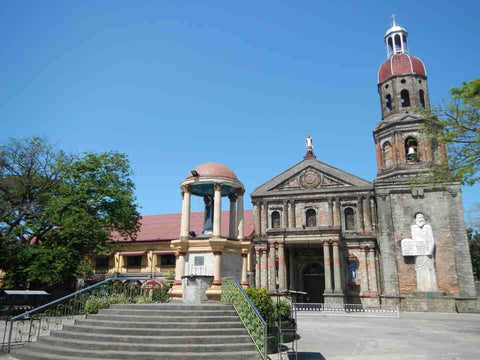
269, 312, 480, 360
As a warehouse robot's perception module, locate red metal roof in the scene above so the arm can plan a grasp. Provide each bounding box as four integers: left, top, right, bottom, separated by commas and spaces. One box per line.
378, 54, 426, 83
112, 210, 254, 242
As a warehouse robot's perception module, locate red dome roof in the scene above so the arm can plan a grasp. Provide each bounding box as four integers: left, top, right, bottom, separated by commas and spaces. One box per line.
186, 163, 238, 181
378, 54, 426, 83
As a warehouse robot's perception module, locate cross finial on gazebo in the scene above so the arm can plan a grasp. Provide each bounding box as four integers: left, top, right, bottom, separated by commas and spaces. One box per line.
391, 14, 396, 26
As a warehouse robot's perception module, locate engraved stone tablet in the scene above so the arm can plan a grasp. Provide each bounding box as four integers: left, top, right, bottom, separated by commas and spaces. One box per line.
401, 238, 427, 256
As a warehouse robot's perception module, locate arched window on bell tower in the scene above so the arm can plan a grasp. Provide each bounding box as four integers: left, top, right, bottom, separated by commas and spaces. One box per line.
385, 94, 392, 112
419, 89, 425, 108
405, 137, 419, 162
401, 89, 411, 107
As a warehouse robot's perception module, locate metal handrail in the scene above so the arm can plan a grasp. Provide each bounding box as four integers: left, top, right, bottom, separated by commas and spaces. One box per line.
221, 277, 267, 359
1, 276, 150, 353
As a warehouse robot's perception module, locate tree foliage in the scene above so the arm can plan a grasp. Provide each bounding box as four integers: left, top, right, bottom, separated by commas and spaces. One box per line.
0, 137, 140, 289
419, 78, 480, 185
467, 202, 480, 280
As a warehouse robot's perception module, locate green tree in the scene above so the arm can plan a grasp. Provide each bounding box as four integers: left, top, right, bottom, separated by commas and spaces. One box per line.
418, 78, 480, 185
0, 137, 140, 289
467, 202, 480, 280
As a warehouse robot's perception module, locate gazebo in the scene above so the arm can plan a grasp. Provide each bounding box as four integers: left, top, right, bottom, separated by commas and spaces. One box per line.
170, 163, 251, 300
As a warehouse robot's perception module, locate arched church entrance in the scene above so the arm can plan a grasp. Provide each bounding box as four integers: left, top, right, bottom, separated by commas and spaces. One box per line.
301, 262, 324, 303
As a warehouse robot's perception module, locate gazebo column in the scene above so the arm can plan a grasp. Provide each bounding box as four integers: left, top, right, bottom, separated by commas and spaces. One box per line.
268, 242, 276, 291
332, 241, 343, 294
229, 195, 237, 239
237, 189, 245, 240
174, 252, 186, 285
323, 241, 333, 294
180, 185, 191, 239
212, 251, 222, 285
277, 242, 286, 291
213, 183, 222, 238
241, 254, 248, 286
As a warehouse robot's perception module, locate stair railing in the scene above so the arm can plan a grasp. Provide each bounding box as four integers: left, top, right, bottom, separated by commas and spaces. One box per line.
221, 277, 267, 360
0, 277, 156, 354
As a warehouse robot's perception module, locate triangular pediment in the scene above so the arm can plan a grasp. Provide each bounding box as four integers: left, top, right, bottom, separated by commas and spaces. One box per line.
252, 157, 372, 197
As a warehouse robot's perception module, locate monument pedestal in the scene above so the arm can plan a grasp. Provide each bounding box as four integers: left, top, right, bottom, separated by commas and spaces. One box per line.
405, 291, 456, 312
182, 275, 214, 303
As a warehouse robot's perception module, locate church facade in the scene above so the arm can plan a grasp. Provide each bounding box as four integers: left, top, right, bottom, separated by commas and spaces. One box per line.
250, 21, 477, 312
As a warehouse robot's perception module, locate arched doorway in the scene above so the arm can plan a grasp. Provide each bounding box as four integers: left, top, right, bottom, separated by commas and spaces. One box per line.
301, 263, 325, 303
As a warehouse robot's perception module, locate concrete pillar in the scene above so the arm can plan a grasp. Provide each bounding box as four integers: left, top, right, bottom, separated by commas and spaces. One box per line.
368, 247, 378, 292
289, 248, 295, 290
328, 199, 334, 227
237, 189, 245, 240
277, 243, 286, 290
212, 251, 222, 285
288, 201, 295, 228
228, 194, 237, 239
332, 241, 342, 294
255, 248, 260, 288
213, 183, 222, 237
241, 254, 248, 286
180, 185, 191, 238
174, 252, 186, 285
261, 249, 268, 289
268, 242, 276, 292
323, 241, 332, 294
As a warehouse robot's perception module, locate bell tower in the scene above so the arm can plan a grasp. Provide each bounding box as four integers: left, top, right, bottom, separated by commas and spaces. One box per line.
374, 17, 446, 181
372, 18, 477, 312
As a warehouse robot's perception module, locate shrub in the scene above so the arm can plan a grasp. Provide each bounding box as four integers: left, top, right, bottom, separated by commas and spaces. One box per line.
274, 299, 291, 321
245, 288, 275, 324
152, 288, 170, 303
83, 297, 110, 314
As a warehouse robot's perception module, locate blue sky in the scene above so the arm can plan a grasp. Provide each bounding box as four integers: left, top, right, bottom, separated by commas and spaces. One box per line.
1, 1, 479, 216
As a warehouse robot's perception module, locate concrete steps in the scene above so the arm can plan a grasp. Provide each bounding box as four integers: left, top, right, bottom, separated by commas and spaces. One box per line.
10, 302, 263, 360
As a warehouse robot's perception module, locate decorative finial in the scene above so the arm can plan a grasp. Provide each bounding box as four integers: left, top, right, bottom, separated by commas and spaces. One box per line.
304, 133, 315, 159
391, 14, 396, 27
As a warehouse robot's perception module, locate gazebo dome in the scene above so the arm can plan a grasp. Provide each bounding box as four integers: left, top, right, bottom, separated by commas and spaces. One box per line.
378, 54, 426, 84
186, 162, 238, 181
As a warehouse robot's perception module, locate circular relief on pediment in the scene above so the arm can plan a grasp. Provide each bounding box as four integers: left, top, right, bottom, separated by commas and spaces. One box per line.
299, 169, 323, 189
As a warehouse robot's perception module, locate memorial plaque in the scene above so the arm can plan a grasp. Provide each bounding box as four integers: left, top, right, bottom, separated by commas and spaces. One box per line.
401, 238, 427, 256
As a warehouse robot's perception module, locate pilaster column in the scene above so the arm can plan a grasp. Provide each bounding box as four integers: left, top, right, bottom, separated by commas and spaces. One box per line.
277, 243, 286, 290
253, 201, 261, 236
289, 248, 295, 290
362, 247, 370, 291
357, 197, 364, 233
237, 189, 245, 240
174, 252, 186, 285
180, 185, 192, 238
241, 254, 248, 286
268, 242, 276, 291
261, 249, 268, 289
262, 203, 268, 234
212, 251, 222, 285
328, 198, 334, 227
368, 247, 378, 292
334, 198, 341, 227
229, 194, 237, 239
213, 183, 222, 237
370, 197, 377, 232
363, 196, 372, 233
288, 201, 295, 228
332, 241, 342, 294
282, 202, 288, 228
323, 241, 332, 293
255, 248, 261, 288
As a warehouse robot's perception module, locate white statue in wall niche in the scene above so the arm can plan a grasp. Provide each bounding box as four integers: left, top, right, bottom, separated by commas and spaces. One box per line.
401, 212, 438, 292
